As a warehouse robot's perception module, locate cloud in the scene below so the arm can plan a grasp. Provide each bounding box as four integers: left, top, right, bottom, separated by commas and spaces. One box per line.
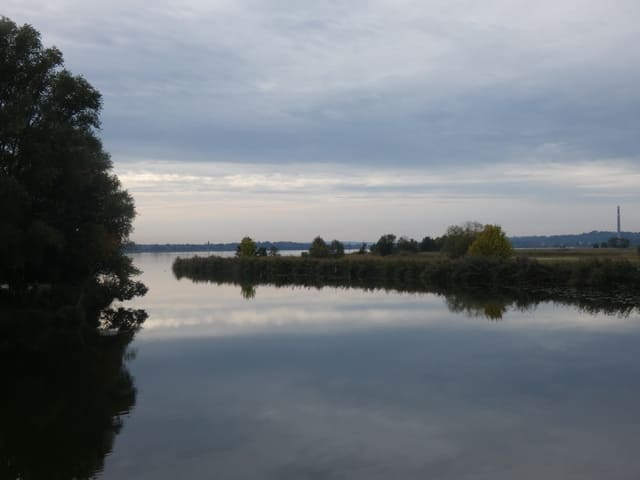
112, 158, 640, 242
4, 0, 640, 239
6, 0, 640, 167
116, 158, 640, 197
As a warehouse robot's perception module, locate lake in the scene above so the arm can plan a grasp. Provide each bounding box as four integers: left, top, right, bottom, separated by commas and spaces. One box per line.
7, 252, 640, 479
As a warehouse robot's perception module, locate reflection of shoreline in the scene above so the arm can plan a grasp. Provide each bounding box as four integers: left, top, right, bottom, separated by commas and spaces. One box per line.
172, 255, 640, 320
0, 307, 145, 479
122, 280, 639, 343
441, 288, 640, 320
180, 276, 638, 321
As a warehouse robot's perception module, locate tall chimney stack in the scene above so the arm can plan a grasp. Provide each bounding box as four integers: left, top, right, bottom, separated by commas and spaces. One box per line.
617, 205, 621, 238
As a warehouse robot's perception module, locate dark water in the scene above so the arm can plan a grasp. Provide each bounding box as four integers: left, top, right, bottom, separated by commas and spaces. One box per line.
5, 253, 640, 479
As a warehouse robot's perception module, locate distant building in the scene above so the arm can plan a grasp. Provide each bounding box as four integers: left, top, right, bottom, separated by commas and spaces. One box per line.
617, 205, 621, 239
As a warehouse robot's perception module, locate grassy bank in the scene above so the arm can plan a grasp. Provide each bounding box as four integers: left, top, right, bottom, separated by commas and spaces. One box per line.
515, 248, 640, 263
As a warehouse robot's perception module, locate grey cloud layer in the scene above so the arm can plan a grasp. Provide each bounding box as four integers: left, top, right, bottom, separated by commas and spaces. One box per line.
5, 0, 639, 240
7, 0, 640, 166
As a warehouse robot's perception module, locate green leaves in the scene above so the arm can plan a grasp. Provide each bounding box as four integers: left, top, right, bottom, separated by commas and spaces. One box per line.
309, 236, 330, 258
441, 222, 483, 259
468, 225, 514, 259
236, 236, 258, 257
0, 17, 144, 309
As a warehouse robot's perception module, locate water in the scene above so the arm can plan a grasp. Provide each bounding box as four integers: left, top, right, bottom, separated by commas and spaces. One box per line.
6, 252, 640, 479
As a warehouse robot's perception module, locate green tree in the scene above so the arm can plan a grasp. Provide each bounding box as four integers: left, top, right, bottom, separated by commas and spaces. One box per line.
329, 239, 345, 257
468, 225, 514, 258
396, 236, 419, 253
371, 234, 396, 256
419, 236, 439, 252
236, 236, 257, 257
441, 221, 483, 258
309, 236, 330, 258
0, 17, 145, 311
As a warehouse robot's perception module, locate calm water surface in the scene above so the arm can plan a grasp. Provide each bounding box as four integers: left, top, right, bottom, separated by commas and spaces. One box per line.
95, 253, 640, 479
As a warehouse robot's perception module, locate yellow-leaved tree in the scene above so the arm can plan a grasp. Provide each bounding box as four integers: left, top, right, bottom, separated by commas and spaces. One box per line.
468, 225, 514, 258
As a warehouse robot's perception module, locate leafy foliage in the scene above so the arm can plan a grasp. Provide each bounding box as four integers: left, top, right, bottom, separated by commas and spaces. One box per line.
329, 239, 345, 257
396, 236, 419, 253
371, 234, 397, 256
309, 236, 330, 258
0, 17, 145, 314
441, 221, 483, 258
468, 225, 514, 258
419, 236, 439, 252
236, 236, 257, 257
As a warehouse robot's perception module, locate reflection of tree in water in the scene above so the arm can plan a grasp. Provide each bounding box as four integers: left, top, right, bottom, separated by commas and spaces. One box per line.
443, 288, 640, 321
482, 302, 507, 321
240, 284, 257, 300
444, 291, 516, 321
233, 278, 639, 320
175, 255, 640, 318
0, 307, 146, 480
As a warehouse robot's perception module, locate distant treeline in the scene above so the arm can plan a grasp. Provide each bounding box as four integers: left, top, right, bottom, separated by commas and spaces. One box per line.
510, 231, 640, 248
127, 231, 639, 253
125, 241, 364, 253
126, 241, 310, 253
172, 255, 640, 311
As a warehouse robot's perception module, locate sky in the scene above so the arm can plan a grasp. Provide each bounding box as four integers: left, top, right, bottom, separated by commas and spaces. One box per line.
5, 0, 640, 242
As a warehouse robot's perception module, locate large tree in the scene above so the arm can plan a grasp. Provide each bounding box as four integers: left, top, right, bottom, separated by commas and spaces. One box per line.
309, 236, 330, 258
396, 236, 419, 253
0, 17, 145, 312
441, 221, 483, 258
468, 225, 514, 258
329, 239, 345, 257
371, 234, 397, 256
236, 236, 258, 257
419, 236, 439, 252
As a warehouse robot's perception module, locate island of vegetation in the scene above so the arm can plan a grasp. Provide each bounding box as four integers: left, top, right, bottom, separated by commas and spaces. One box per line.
173, 223, 640, 313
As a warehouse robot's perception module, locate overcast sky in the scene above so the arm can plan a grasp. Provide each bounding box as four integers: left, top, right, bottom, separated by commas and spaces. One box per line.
5, 0, 640, 242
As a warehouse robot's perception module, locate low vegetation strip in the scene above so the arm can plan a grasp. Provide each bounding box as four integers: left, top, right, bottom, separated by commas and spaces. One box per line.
173, 255, 640, 296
